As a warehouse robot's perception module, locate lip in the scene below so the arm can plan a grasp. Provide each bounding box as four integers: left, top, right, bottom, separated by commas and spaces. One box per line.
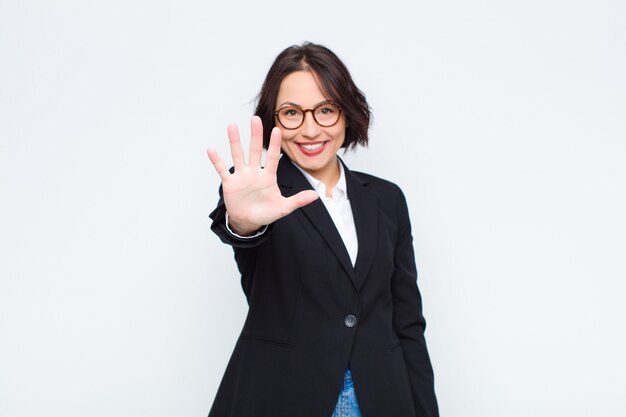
295, 141, 328, 157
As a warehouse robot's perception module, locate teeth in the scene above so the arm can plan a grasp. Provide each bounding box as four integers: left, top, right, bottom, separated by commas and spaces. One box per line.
301, 143, 323, 151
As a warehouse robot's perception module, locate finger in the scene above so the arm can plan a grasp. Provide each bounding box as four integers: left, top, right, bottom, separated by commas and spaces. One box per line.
227, 123, 245, 171
206, 148, 230, 180
264, 127, 282, 174
280, 190, 319, 216
249, 116, 263, 169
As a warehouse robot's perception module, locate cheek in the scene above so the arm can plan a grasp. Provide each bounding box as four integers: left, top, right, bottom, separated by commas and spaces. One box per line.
278, 129, 298, 143
333, 119, 347, 141
331, 127, 346, 145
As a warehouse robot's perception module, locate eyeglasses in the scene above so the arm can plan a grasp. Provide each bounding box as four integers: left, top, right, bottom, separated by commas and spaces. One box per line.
274, 102, 342, 130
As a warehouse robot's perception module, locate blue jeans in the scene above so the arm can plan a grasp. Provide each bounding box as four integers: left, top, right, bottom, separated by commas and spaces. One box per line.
331, 369, 363, 417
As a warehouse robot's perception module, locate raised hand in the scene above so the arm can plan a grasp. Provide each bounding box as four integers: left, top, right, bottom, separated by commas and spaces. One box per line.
207, 116, 319, 236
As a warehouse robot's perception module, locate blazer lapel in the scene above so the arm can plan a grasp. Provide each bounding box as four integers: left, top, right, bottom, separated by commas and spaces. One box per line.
277, 157, 356, 285
342, 159, 379, 290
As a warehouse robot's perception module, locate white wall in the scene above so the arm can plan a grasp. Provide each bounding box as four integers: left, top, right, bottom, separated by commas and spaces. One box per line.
1, 1, 625, 416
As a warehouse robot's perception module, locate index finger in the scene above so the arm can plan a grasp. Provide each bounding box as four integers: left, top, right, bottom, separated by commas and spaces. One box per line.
264, 127, 282, 174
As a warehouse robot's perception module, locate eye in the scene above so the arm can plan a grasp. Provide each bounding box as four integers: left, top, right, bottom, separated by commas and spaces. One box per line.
280, 107, 300, 117
319, 105, 337, 114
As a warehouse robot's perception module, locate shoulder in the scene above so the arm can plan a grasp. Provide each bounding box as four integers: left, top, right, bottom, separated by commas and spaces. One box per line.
351, 170, 405, 198
350, 170, 415, 231
348, 169, 412, 223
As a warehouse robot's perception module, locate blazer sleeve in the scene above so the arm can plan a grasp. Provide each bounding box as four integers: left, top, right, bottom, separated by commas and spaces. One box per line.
391, 185, 439, 417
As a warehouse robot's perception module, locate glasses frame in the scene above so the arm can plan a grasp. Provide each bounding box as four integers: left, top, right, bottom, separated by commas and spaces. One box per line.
273, 102, 343, 130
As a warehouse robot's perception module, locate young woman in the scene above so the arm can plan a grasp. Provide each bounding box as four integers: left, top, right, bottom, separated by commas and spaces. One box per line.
207, 42, 439, 417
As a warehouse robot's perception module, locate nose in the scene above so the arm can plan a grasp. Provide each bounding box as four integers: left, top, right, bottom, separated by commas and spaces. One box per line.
300, 110, 321, 139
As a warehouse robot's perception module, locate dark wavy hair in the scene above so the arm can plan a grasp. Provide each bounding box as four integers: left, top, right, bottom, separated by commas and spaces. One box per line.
255, 42, 371, 150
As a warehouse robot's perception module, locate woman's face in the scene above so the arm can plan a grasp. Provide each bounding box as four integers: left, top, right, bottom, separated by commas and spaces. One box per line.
274, 70, 346, 184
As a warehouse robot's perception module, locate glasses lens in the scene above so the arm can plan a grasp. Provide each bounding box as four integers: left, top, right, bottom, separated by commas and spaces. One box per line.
277, 106, 304, 129
276, 103, 341, 129
314, 103, 340, 126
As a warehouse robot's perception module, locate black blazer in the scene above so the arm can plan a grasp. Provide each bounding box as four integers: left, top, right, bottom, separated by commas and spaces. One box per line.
208, 156, 438, 417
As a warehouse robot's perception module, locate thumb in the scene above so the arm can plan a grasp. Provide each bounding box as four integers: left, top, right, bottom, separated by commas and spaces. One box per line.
280, 190, 319, 215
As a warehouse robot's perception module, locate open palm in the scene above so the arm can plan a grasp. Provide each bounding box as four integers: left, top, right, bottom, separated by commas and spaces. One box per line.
207, 116, 319, 235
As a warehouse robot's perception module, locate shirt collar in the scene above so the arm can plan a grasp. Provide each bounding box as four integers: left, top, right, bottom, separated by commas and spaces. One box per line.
290, 157, 348, 201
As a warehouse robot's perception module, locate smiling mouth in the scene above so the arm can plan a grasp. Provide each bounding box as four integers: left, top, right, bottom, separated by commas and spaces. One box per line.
296, 141, 327, 156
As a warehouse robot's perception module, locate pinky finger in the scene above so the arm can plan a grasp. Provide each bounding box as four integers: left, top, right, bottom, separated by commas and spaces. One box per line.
206, 148, 230, 180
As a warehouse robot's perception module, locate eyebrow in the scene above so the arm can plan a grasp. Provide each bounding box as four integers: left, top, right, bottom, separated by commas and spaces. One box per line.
276, 100, 333, 108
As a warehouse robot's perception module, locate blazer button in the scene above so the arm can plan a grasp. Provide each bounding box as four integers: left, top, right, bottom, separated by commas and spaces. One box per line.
344, 315, 358, 328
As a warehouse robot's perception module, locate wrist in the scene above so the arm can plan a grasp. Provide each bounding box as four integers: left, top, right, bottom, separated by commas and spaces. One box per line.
225, 212, 263, 236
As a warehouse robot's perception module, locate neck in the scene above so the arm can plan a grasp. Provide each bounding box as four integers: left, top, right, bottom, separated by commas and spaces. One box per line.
298, 158, 341, 198
316, 160, 341, 197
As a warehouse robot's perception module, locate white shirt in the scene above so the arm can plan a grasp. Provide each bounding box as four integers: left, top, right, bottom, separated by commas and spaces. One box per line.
291, 159, 359, 267
226, 158, 359, 267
